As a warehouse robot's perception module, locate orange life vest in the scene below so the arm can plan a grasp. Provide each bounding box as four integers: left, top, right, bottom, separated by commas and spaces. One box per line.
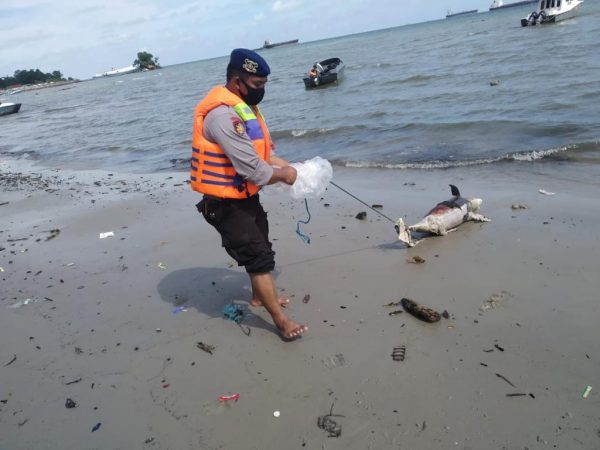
191, 86, 272, 199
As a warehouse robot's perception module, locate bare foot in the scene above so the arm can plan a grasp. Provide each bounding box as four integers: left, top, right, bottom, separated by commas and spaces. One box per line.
250, 297, 289, 307
277, 319, 308, 340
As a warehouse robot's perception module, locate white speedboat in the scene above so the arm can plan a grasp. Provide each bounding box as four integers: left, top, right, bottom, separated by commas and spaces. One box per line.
0, 101, 21, 116
521, 0, 583, 26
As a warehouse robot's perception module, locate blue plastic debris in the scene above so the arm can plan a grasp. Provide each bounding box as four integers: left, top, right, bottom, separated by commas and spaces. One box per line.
223, 303, 244, 324
172, 306, 188, 314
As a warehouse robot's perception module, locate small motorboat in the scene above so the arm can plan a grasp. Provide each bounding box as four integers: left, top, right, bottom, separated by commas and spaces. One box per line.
0, 101, 22, 116
303, 58, 344, 89
521, 0, 583, 26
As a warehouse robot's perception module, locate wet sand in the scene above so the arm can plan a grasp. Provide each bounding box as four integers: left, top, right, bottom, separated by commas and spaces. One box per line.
1, 160, 599, 449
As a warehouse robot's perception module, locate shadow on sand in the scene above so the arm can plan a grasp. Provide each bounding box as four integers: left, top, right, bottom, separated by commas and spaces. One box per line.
157, 267, 279, 336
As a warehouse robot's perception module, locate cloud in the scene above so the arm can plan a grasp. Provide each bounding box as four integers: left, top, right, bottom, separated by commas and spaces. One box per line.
272, 0, 303, 12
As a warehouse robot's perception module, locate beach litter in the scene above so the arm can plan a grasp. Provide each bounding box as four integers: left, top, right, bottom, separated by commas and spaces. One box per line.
401, 298, 441, 323
223, 303, 245, 324
157, 262, 167, 269
582, 385, 592, 399
4, 354, 17, 367
407, 255, 426, 264
388, 310, 403, 316
91, 422, 102, 432
172, 306, 188, 314
218, 393, 240, 402
8, 298, 40, 309
511, 203, 528, 210
480, 291, 513, 312
383, 300, 402, 307
538, 189, 556, 196
64, 378, 82, 386
65, 398, 77, 408
392, 345, 406, 361
99, 231, 114, 239
317, 403, 344, 438
273, 411, 281, 418
495, 373, 516, 387
302, 294, 311, 304
0, 267, 4, 272
490, 79, 500, 86
355, 211, 367, 220
395, 185, 490, 247
196, 342, 215, 355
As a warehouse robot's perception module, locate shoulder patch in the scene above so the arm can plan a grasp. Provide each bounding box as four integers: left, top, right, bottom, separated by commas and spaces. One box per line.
231, 117, 246, 136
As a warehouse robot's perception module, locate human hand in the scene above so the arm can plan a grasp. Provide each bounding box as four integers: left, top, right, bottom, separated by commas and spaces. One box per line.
281, 166, 297, 185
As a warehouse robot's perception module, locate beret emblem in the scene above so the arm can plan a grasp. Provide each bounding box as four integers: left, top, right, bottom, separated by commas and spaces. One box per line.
242, 58, 258, 73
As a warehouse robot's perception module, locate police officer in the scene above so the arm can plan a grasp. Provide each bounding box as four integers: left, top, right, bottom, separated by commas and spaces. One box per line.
191, 48, 307, 340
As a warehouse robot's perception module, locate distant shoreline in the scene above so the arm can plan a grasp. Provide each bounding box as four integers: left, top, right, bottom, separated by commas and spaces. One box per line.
0, 79, 80, 96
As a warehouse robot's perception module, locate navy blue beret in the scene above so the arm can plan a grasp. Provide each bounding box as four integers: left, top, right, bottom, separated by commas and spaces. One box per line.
229, 48, 270, 77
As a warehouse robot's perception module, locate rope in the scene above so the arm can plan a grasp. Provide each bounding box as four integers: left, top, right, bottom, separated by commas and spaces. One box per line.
328, 181, 396, 223
295, 198, 312, 244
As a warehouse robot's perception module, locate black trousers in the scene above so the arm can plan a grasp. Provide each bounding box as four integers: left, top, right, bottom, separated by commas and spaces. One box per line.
197, 195, 275, 273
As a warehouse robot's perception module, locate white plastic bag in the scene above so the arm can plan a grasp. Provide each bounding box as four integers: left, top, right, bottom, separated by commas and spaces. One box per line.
265, 156, 333, 199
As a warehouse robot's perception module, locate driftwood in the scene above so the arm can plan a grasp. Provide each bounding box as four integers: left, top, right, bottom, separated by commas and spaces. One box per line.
401, 298, 441, 323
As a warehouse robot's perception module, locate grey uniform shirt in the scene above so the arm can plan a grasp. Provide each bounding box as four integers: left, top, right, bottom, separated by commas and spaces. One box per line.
203, 105, 274, 186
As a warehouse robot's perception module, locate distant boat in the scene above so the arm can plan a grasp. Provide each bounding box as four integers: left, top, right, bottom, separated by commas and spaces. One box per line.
0, 101, 21, 116
446, 9, 478, 18
521, 0, 583, 26
92, 65, 140, 78
262, 39, 299, 49
490, 0, 537, 10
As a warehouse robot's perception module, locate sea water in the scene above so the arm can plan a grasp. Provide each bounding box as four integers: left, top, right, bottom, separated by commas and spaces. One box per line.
1, 1, 599, 182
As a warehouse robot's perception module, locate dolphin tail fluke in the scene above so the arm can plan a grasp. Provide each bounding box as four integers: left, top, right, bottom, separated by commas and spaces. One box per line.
449, 184, 461, 197
395, 218, 414, 247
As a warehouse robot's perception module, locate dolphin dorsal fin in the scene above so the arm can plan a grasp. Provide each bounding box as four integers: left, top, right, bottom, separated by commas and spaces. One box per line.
449, 184, 461, 197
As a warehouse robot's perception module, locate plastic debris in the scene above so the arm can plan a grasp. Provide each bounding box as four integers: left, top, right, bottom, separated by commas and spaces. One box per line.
8, 298, 40, 309
0, 267, 4, 272
65, 398, 77, 408
218, 393, 240, 402
265, 156, 333, 199
223, 303, 245, 324
582, 385, 592, 398
172, 306, 188, 314
91, 422, 102, 432
196, 342, 215, 355
302, 294, 311, 304
538, 189, 556, 196
511, 203, 528, 210
99, 231, 114, 239
157, 262, 167, 269
273, 411, 281, 418
490, 79, 500, 86
388, 310, 403, 316
355, 211, 367, 220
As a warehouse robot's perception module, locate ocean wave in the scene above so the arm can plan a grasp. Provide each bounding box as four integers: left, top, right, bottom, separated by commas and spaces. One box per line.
336, 143, 597, 170
271, 126, 359, 140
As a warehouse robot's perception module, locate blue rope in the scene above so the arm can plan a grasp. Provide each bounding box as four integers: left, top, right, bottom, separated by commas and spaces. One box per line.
296, 198, 311, 244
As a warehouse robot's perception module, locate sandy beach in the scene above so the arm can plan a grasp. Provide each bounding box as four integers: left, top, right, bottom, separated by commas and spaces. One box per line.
1, 160, 599, 450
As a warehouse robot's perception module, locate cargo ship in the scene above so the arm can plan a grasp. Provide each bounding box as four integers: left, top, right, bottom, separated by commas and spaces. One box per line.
262, 39, 299, 49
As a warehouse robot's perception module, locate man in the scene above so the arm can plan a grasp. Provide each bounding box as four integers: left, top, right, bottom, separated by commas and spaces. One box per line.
191, 48, 307, 340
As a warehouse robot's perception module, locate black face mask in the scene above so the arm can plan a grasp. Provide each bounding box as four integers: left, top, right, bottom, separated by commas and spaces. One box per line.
239, 77, 265, 106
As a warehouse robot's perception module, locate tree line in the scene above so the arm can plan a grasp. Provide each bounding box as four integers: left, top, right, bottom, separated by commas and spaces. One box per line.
0, 69, 73, 89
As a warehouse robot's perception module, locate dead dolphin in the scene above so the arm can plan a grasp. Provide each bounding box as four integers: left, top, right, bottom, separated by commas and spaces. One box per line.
395, 185, 490, 247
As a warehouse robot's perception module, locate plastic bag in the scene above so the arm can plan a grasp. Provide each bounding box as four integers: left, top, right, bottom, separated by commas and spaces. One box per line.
265, 156, 333, 199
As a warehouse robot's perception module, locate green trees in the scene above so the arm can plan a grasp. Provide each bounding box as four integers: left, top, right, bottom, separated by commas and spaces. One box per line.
0, 69, 69, 88
133, 51, 160, 70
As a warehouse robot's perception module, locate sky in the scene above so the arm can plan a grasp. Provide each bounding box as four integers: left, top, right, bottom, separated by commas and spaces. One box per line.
1, 0, 488, 80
